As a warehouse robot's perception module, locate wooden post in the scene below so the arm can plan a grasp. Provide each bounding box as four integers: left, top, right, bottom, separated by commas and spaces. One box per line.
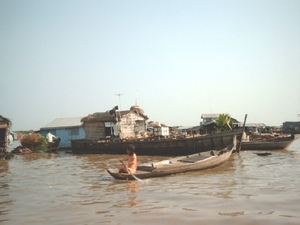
237, 114, 248, 153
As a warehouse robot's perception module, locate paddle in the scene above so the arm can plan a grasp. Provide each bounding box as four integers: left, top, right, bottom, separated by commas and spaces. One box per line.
120, 160, 144, 182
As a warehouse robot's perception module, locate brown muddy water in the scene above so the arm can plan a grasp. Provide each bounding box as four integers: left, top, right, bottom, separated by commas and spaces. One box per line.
1, 138, 300, 225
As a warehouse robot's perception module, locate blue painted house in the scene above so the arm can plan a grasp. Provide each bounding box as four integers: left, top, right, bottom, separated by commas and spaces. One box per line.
40, 117, 85, 148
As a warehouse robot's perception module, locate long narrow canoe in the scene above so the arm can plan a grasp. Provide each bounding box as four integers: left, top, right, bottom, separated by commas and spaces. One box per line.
107, 136, 236, 180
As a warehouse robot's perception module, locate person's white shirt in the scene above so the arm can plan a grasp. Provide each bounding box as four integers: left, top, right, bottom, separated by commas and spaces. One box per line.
46, 132, 56, 142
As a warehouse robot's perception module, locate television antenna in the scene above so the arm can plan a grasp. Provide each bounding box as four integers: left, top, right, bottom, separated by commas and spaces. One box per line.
135, 89, 138, 106
116, 93, 123, 111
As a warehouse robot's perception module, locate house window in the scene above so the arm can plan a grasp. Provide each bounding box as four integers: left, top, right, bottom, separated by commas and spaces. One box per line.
69, 128, 79, 135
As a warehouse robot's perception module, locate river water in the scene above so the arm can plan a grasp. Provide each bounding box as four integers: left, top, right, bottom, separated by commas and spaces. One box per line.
1, 137, 300, 225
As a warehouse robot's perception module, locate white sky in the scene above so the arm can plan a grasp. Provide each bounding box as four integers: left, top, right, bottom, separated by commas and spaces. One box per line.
1, 0, 300, 131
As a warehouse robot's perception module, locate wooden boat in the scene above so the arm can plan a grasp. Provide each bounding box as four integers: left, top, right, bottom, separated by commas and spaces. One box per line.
106, 137, 236, 180
71, 128, 242, 156
47, 138, 61, 153
240, 135, 295, 151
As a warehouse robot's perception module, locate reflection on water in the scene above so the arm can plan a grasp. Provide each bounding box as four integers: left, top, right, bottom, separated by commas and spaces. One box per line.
0, 160, 11, 223
0, 139, 299, 224
0, 160, 9, 174
128, 181, 139, 193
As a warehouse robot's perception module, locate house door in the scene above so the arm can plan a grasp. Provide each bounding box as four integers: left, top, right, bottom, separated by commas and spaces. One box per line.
105, 127, 112, 137
0, 128, 6, 150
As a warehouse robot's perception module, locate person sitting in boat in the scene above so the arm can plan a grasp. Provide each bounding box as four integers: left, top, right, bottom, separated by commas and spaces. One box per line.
118, 144, 137, 173
46, 131, 57, 149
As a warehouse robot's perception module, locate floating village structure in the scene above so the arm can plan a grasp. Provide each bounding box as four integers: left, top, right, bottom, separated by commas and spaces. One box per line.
71, 106, 243, 155
39, 117, 85, 148
81, 105, 149, 141
282, 121, 300, 134
198, 113, 240, 135
0, 115, 12, 152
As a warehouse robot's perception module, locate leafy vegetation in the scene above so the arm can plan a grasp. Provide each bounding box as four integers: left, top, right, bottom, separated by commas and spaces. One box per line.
216, 114, 233, 133
20, 133, 48, 151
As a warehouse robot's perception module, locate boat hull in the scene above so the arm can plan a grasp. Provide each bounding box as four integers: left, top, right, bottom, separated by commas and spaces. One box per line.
240, 136, 295, 150
72, 129, 242, 156
47, 138, 61, 153
107, 141, 235, 180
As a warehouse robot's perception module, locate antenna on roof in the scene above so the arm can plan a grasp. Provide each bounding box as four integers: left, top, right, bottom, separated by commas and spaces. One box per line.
135, 89, 138, 106
116, 93, 123, 111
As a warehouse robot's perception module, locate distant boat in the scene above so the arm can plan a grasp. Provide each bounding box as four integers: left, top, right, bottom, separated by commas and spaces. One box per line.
107, 137, 236, 180
255, 152, 272, 156
240, 135, 295, 150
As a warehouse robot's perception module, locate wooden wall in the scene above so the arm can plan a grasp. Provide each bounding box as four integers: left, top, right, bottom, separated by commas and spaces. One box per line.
83, 112, 147, 140
84, 122, 106, 140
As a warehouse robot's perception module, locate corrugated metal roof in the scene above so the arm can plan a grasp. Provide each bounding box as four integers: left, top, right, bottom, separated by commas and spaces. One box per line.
177, 126, 192, 130
245, 123, 266, 127
41, 117, 83, 129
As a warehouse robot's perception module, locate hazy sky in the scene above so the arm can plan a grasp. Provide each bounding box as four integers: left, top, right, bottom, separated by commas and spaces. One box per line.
1, 0, 299, 131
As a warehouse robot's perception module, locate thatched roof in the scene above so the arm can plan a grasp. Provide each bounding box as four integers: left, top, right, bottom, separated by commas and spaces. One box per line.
81, 112, 121, 123
0, 115, 12, 128
81, 108, 148, 123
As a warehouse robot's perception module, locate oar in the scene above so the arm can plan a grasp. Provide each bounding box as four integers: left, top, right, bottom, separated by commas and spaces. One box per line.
120, 161, 144, 182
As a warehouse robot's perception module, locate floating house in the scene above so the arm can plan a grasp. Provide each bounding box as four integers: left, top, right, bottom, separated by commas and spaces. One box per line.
71, 106, 245, 155
199, 113, 240, 134
81, 105, 149, 141
40, 117, 85, 148
0, 115, 12, 152
282, 121, 300, 134
243, 123, 266, 134
200, 114, 229, 125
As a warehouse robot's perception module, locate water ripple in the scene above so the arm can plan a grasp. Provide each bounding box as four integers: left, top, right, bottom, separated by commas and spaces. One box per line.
0, 139, 299, 224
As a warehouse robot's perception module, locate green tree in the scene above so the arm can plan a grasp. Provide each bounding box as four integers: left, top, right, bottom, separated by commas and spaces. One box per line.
216, 114, 233, 133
